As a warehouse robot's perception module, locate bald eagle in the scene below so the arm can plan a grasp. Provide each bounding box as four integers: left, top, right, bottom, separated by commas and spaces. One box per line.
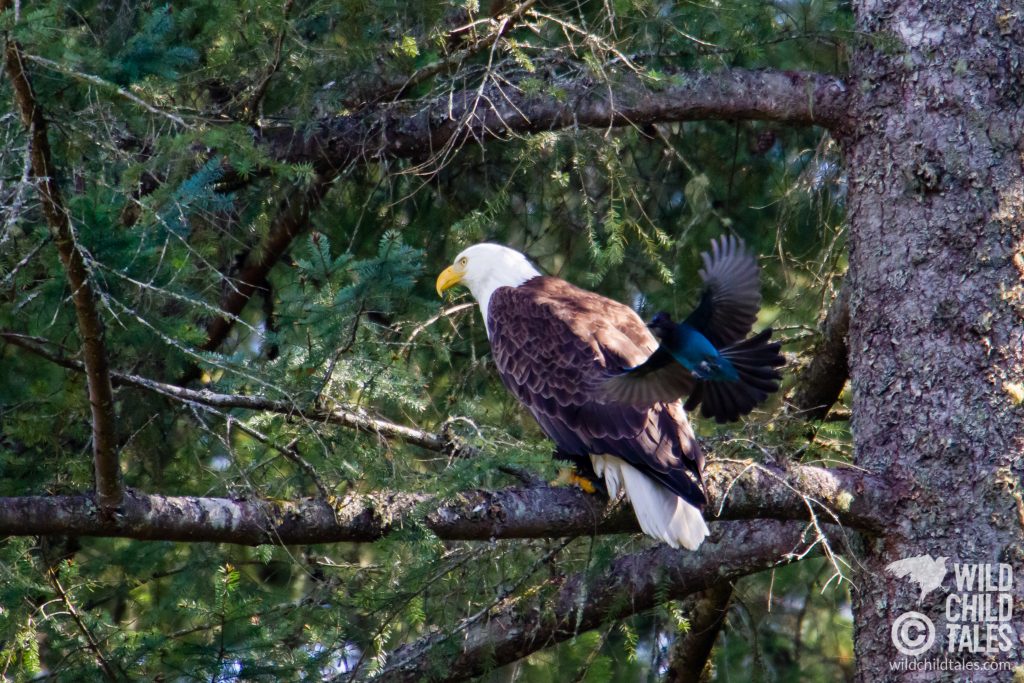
435, 241, 778, 549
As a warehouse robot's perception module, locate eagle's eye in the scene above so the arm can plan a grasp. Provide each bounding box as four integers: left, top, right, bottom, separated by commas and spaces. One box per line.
459, 257, 468, 266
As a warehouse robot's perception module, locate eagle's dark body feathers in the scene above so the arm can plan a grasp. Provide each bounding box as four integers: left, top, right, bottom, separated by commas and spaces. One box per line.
487, 276, 706, 510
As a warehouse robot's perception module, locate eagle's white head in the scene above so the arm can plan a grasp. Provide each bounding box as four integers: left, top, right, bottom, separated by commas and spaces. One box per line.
435, 243, 541, 333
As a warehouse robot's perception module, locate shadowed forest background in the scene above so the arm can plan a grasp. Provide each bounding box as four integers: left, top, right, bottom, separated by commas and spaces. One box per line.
4, 0, 1005, 679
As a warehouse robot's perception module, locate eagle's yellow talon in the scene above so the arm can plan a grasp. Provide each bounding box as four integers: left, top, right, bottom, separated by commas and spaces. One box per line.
552, 467, 598, 494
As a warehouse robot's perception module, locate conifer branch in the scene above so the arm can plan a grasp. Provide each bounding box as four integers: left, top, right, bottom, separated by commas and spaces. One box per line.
1, 330, 888, 537
1, 15, 122, 509
45, 569, 121, 682
199, 67, 848, 357
241, 0, 295, 120
194, 175, 333, 362
23, 53, 189, 127
345, 0, 538, 107
366, 521, 827, 683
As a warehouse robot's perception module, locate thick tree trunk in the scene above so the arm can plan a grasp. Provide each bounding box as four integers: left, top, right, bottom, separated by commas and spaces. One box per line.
846, 2, 1024, 679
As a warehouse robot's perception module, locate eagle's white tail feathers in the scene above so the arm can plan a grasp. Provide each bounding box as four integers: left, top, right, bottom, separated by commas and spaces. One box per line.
591, 455, 709, 550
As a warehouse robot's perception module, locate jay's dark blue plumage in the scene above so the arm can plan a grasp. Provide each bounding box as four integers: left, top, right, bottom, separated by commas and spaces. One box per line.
604, 236, 784, 423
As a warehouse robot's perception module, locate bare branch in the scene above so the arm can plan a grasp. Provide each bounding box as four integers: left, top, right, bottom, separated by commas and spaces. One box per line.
665, 582, 733, 683
0, 461, 887, 544
1, 14, 121, 508
0, 137, 32, 246
791, 281, 850, 420
403, 303, 476, 350
367, 520, 827, 683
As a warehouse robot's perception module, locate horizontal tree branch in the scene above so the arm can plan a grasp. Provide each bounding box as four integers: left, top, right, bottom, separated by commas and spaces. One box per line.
264, 68, 849, 173
0, 460, 886, 544
366, 520, 825, 682
1, 11, 121, 508
1, 333, 884, 543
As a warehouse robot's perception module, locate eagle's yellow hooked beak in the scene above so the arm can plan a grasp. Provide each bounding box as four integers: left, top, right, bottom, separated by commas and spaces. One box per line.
435, 265, 463, 297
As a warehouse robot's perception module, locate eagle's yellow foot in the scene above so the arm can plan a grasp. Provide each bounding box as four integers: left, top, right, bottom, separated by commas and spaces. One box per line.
553, 467, 598, 494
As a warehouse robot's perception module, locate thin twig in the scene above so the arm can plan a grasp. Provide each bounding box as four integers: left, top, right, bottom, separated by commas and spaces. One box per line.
24, 53, 189, 127
344, 0, 537, 107
195, 175, 332, 362
45, 569, 120, 682
0, 139, 32, 246
223, 410, 331, 499
402, 302, 475, 354
0, 235, 50, 289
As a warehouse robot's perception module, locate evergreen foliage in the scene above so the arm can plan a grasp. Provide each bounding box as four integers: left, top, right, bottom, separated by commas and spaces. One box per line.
0, 0, 852, 679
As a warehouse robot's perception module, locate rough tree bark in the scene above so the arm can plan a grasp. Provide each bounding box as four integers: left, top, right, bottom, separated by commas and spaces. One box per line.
2, 4, 121, 509
844, 2, 1024, 678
